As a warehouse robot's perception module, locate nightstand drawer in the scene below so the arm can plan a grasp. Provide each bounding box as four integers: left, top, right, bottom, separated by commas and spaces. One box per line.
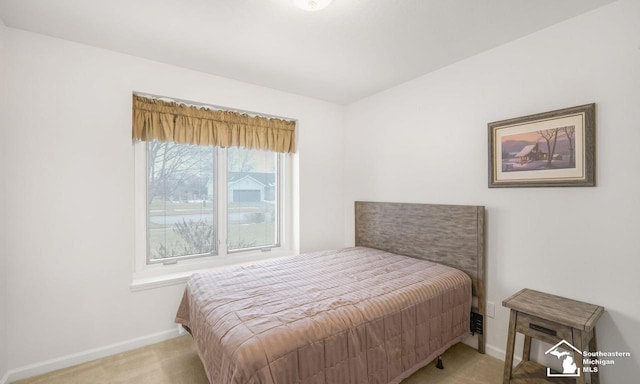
515, 312, 573, 343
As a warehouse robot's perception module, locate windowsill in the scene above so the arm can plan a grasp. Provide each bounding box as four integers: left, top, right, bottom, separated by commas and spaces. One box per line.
130, 270, 196, 292
130, 249, 295, 292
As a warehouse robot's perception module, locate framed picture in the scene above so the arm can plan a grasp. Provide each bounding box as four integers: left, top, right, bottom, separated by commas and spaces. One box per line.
488, 103, 595, 188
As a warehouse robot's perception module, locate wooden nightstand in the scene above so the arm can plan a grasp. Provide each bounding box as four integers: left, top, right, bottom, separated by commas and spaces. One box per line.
502, 289, 604, 384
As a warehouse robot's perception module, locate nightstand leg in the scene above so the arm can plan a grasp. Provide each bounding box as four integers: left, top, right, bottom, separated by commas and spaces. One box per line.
503, 310, 517, 384
589, 328, 600, 384
573, 330, 585, 384
522, 335, 531, 362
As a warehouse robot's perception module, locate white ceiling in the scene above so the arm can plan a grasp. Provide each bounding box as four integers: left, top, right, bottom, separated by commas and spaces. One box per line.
0, 0, 616, 104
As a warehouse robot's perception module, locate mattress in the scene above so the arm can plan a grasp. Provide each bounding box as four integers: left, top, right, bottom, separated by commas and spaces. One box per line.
175, 246, 472, 384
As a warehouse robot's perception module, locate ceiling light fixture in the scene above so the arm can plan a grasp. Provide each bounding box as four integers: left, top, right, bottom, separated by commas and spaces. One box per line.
293, 0, 333, 11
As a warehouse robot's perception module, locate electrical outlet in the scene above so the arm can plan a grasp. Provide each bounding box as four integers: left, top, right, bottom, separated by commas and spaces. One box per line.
487, 302, 495, 318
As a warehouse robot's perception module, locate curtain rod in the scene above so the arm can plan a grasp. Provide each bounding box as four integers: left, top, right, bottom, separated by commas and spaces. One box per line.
133, 91, 297, 123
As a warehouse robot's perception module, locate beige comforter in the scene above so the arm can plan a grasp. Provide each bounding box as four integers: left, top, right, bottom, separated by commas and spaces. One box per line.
175, 247, 472, 384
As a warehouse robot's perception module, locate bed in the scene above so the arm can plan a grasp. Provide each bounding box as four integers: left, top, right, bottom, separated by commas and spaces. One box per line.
175, 202, 486, 384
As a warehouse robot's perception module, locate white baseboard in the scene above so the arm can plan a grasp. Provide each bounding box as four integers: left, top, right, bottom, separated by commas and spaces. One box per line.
486, 343, 522, 366
5, 328, 180, 383
461, 335, 513, 363
486, 343, 507, 360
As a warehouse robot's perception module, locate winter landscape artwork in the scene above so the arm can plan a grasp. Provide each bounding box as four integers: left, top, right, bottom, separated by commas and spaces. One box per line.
488, 104, 595, 187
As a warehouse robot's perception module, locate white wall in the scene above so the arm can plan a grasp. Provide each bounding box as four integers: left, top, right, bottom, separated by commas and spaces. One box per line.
3, 28, 346, 375
0, 16, 8, 384
344, 1, 639, 383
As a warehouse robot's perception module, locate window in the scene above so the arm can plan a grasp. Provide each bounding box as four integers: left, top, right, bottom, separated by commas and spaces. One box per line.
134, 143, 292, 285
131, 95, 295, 285
145, 142, 286, 265
227, 147, 279, 252
147, 142, 216, 262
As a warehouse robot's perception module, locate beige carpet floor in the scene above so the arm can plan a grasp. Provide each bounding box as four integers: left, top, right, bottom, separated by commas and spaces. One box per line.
14, 336, 503, 384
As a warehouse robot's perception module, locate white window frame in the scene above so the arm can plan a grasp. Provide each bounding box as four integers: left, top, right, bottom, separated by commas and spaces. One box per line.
132, 141, 295, 290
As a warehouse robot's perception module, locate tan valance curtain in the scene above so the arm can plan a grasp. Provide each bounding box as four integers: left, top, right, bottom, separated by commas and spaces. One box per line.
132, 95, 296, 153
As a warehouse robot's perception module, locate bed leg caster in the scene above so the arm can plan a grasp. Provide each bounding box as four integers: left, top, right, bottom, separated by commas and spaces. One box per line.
436, 355, 444, 369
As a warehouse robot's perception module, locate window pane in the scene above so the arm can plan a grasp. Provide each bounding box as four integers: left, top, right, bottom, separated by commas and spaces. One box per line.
227, 148, 278, 251
147, 141, 216, 261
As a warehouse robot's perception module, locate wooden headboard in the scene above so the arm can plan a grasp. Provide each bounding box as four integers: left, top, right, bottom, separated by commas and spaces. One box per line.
355, 201, 486, 353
